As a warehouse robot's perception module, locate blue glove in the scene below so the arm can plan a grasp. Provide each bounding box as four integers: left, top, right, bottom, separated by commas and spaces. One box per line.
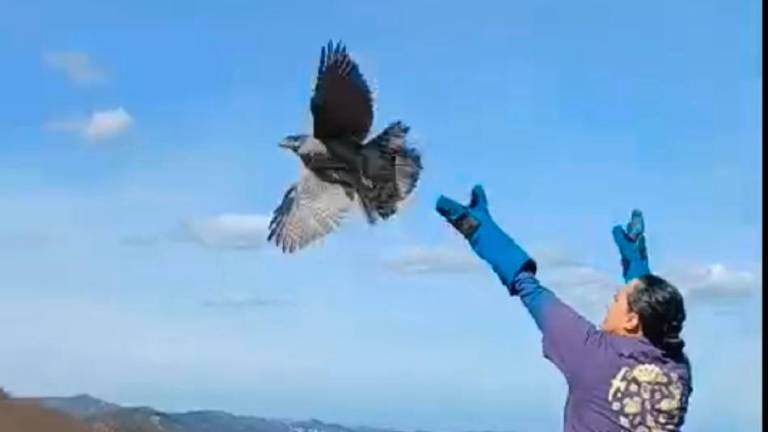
612, 209, 651, 282
436, 185, 536, 293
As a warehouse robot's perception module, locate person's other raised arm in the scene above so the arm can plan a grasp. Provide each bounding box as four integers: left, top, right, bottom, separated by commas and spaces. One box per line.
435, 185, 601, 376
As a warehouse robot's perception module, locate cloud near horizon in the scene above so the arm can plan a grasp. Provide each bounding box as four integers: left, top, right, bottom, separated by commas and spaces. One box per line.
183, 213, 271, 250
201, 296, 290, 310
382, 246, 482, 274
43, 51, 106, 84
46, 108, 134, 142
383, 245, 760, 307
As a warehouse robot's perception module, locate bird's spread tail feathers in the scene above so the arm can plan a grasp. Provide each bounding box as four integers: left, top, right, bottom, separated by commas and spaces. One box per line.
357, 121, 422, 223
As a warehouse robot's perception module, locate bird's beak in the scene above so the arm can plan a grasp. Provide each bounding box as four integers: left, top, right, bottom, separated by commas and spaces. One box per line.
278, 140, 296, 150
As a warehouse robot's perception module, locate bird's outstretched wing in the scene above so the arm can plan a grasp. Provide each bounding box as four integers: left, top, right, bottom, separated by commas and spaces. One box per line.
311, 41, 373, 142
268, 169, 355, 253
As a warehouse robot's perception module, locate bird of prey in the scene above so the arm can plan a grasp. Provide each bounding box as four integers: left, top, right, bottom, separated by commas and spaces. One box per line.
268, 41, 422, 253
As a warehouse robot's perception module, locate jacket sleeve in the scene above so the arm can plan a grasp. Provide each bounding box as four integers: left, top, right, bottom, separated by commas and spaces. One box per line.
511, 271, 603, 380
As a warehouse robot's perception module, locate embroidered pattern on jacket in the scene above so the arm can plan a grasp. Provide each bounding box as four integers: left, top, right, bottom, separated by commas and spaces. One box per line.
608, 363, 684, 431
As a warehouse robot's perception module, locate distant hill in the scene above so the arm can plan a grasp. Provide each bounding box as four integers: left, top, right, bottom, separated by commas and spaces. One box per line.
27, 394, 412, 432
0, 395, 93, 432
33, 394, 122, 417
84, 406, 176, 432
4, 393, 517, 432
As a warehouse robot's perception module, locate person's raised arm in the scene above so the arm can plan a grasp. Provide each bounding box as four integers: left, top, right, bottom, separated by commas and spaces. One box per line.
435, 185, 601, 377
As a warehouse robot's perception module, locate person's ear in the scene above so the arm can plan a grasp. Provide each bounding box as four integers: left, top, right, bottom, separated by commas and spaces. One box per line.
624, 311, 641, 334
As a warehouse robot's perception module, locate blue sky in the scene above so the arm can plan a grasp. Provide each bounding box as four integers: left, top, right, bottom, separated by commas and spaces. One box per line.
0, 0, 762, 430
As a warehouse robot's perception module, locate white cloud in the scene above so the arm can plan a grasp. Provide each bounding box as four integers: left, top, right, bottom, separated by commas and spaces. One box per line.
121, 213, 273, 250
665, 263, 760, 301
184, 213, 271, 249
44, 118, 85, 133
43, 51, 106, 84
536, 267, 618, 319
539, 265, 620, 294
83, 108, 133, 141
383, 245, 759, 308
45, 107, 134, 142
201, 296, 289, 310
502, 247, 616, 313
380, 245, 615, 301
533, 247, 596, 270
0, 232, 57, 250
382, 246, 482, 274
533, 248, 760, 304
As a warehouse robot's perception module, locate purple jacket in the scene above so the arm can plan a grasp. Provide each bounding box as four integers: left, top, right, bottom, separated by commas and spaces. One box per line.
513, 272, 692, 431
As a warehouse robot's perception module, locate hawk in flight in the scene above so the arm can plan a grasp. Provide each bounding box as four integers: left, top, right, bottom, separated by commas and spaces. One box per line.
268, 41, 423, 253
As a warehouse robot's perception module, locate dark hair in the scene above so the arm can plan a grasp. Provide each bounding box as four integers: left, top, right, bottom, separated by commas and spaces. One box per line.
628, 274, 687, 359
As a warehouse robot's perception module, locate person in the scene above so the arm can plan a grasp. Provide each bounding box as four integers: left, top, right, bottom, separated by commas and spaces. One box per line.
436, 185, 692, 432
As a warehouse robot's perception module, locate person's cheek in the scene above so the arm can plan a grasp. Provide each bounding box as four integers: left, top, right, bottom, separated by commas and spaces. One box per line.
601, 307, 613, 329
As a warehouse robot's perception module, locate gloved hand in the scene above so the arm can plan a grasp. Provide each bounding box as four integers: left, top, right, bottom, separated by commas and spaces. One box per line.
612, 209, 651, 282
436, 185, 536, 292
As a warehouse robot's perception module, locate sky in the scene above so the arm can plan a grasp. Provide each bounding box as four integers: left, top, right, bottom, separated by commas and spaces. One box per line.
0, 0, 762, 430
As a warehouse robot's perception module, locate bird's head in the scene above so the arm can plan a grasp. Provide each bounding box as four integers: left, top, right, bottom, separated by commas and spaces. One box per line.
278, 134, 308, 153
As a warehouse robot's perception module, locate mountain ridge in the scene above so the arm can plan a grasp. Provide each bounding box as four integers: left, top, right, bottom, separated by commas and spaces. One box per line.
5, 393, 518, 432
29, 394, 419, 432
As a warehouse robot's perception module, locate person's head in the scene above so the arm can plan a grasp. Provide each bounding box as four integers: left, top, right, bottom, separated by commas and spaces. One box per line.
601, 274, 687, 358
